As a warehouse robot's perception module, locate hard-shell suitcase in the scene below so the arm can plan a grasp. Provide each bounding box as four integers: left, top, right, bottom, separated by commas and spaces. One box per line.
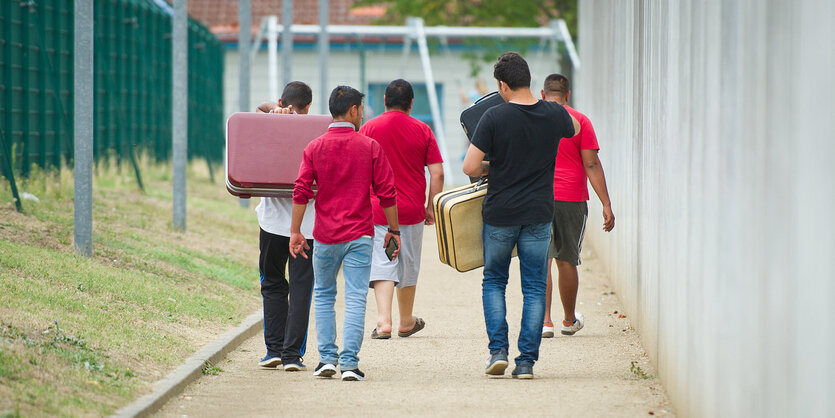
432, 179, 489, 272
459, 91, 504, 141
460, 91, 504, 182
226, 112, 332, 198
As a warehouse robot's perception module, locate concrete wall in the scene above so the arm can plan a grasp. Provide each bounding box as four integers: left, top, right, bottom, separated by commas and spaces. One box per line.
576, 1, 834, 416
223, 47, 568, 184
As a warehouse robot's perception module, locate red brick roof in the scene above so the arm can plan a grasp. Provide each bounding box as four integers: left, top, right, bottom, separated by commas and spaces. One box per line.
186, 0, 387, 41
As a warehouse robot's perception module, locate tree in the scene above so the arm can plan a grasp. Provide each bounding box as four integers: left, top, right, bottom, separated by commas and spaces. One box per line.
353, 0, 577, 36
353, 0, 578, 77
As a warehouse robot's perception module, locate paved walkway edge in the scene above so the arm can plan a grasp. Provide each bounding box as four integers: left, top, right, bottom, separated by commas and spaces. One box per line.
113, 310, 263, 418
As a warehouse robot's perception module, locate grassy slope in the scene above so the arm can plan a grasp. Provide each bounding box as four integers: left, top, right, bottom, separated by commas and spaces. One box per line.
0, 161, 261, 416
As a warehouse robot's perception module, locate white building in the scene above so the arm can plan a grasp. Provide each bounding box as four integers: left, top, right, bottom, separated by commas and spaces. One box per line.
189, 1, 573, 183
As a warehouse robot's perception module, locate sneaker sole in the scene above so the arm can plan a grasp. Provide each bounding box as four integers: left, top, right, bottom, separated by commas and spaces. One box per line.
259, 359, 282, 368
485, 360, 508, 376
283, 364, 306, 372
341, 372, 364, 381
313, 367, 337, 378
542, 330, 555, 338
512, 373, 534, 379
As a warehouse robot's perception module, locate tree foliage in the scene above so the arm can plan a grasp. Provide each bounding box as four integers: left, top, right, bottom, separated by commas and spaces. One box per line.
352, 0, 578, 77
353, 0, 577, 37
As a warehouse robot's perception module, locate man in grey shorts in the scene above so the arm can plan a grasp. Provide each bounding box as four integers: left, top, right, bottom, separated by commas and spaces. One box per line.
541, 74, 615, 338
358, 79, 445, 339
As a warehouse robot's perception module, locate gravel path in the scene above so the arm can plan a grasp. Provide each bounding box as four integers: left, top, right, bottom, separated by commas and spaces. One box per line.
156, 226, 674, 417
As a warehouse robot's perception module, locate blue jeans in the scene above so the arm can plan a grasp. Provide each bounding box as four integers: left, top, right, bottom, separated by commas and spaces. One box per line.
312, 237, 372, 370
482, 222, 551, 365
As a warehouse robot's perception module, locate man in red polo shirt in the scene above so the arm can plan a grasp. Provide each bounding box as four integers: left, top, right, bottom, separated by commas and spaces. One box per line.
290, 85, 401, 382
540, 74, 615, 338
359, 79, 444, 340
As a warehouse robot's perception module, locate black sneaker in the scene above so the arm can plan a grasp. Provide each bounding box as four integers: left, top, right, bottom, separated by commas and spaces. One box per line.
484, 349, 508, 376
511, 363, 534, 379
341, 368, 365, 381
313, 362, 337, 378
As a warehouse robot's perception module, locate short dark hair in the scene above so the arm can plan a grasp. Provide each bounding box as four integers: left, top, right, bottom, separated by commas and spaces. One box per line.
493, 52, 531, 90
280, 81, 312, 110
543, 74, 570, 98
328, 85, 365, 117
384, 79, 414, 111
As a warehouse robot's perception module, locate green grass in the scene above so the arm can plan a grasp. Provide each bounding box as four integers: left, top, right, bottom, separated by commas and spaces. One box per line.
0, 159, 261, 416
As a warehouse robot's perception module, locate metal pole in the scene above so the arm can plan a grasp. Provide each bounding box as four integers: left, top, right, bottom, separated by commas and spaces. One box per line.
411, 17, 454, 186
238, 0, 251, 208
553, 19, 580, 70
318, 0, 329, 114
172, 0, 188, 231
74, 0, 94, 257
268, 16, 279, 101
282, 0, 293, 87
399, 37, 411, 75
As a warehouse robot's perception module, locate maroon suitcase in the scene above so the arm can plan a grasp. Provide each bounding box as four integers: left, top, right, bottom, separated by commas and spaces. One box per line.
226, 112, 333, 198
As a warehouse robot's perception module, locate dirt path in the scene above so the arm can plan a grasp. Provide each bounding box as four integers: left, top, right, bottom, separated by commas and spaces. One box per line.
156, 226, 674, 417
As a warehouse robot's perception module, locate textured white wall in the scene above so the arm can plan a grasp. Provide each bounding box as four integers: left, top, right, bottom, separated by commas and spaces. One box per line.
576, 1, 834, 416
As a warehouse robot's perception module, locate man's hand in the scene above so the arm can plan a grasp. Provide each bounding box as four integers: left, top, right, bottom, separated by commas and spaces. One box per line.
270, 105, 293, 114
602, 205, 615, 232
383, 232, 402, 260
256, 101, 279, 113
289, 232, 310, 259
424, 205, 435, 225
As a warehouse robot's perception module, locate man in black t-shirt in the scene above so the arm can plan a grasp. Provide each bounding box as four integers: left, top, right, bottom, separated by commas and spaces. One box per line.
463, 52, 579, 379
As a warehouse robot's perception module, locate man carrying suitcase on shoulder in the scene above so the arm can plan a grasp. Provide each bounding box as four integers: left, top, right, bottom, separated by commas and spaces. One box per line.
462, 52, 579, 380
539, 74, 615, 339
254, 81, 316, 372
290, 85, 401, 382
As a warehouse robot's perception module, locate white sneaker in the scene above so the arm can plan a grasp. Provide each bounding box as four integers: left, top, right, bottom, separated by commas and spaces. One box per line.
542, 322, 555, 338
561, 312, 584, 336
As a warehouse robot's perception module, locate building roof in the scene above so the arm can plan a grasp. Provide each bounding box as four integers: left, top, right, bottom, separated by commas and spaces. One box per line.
186, 0, 387, 41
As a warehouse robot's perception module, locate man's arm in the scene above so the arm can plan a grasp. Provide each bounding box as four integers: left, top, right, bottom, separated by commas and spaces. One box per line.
580, 149, 614, 232
424, 163, 444, 225
462, 144, 487, 178
256, 101, 278, 113
288, 203, 311, 258
256, 100, 293, 114
382, 205, 401, 260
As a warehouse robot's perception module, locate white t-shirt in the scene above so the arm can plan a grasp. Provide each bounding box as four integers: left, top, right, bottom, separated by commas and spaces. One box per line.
255, 197, 315, 237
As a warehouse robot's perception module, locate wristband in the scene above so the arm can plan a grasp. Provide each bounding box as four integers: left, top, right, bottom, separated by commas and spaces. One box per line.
387, 228, 400, 236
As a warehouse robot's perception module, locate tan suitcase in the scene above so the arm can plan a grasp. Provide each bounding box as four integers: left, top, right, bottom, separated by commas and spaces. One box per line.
433, 180, 488, 272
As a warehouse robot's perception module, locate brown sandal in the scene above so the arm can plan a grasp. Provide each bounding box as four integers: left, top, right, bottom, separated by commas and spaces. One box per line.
397, 317, 425, 338
370, 328, 391, 339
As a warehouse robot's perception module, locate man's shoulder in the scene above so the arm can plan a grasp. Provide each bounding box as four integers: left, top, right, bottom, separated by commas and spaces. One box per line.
564, 105, 590, 123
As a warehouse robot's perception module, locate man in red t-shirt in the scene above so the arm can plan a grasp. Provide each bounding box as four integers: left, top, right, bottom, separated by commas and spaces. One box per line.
540, 74, 615, 338
359, 79, 444, 340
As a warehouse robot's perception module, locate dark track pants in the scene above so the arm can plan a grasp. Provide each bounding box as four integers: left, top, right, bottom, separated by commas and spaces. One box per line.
259, 228, 314, 363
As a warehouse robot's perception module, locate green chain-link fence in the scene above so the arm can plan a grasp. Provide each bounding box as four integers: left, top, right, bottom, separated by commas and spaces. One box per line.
0, 0, 224, 209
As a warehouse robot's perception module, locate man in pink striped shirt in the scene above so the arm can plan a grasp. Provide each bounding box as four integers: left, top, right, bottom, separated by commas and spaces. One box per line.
290, 85, 401, 382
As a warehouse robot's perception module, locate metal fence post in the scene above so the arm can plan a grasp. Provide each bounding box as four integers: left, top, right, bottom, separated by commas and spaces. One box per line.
74, 0, 94, 257
172, 0, 188, 231
319, 0, 329, 114
268, 16, 279, 101
282, 0, 293, 88
238, 0, 251, 208
0, 128, 22, 212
